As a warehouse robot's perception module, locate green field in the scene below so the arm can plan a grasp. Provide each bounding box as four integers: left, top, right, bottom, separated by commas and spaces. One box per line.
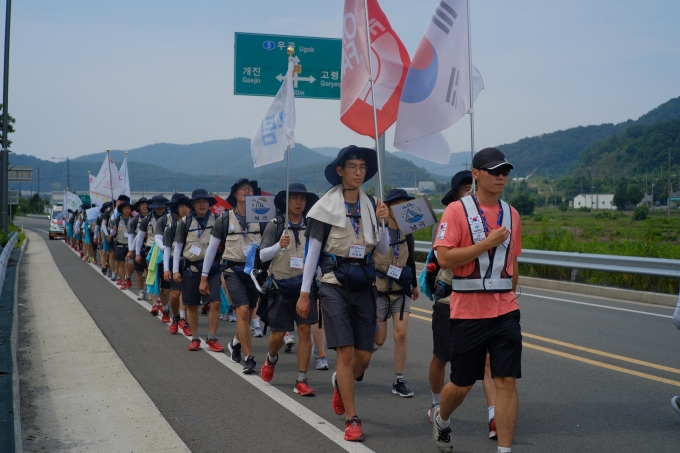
414, 207, 680, 294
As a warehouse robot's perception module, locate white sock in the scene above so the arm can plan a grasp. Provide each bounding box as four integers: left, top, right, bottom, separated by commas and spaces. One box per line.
180, 310, 186, 319
432, 392, 441, 405
435, 414, 450, 429
232, 335, 240, 346
488, 406, 495, 422
251, 317, 260, 326
498, 448, 511, 453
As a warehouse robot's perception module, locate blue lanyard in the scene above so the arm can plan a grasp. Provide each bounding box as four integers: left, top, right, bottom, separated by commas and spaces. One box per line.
472, 195, 503, 235
233, 211, 250, 237
389, 228, 400, 262
195, 215, 209, 238
345, 200, 361, 237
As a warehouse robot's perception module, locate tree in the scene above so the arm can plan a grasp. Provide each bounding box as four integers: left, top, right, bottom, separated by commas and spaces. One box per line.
613, 182, 628, 210
510, 193, 536, 215
627, 185, 644, 206
0, 104, 16, 147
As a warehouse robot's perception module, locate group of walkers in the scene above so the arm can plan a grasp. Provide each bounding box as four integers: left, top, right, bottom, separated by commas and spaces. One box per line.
61, 146, 524, 452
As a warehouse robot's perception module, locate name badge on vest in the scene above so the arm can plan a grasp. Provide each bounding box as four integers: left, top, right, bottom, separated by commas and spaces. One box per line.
190, 245, 202, 255
242, 244, 253, 257
387, 265, 402, 279
348, 244, 366, 259
290, 256, 304, 269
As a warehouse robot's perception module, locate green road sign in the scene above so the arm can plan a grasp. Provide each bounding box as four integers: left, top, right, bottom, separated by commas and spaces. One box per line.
78, 195, 91, 205
234, 32, 342, 100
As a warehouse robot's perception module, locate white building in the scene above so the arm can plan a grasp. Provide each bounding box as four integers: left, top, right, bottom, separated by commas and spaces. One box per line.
418, 181, 435, 194
573, 194, 616, 210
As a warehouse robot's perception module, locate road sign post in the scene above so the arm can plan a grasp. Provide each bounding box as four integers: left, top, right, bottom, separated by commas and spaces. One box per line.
234, 32, 342, 100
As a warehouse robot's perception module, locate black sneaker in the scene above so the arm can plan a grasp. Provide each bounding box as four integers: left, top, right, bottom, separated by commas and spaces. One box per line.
392, 378, 414, 398
243, 355, 256, 374
228, 340, 242, 363
355, 372, 364, 382
101, 267, 108, 276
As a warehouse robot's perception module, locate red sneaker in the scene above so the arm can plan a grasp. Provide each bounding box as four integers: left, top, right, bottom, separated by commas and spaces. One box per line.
120, 283, 127, 290
169, 320, 179, 334
80, 252, 84, 258
93, 260, 97, 265
188, 339, 201, 351
206, 338, 224, 352
116, 279, 122, 285
150, 304, 160, 316
260, 357, 276, 382
344, 416, 363, 441
178, 319, 186, 329
161, 312, 170, 323
489, 418, 497, 439
331, 372, 345, 415
182, 325, 192, 336
294, 379, 315, 396
125, 277, 132, 287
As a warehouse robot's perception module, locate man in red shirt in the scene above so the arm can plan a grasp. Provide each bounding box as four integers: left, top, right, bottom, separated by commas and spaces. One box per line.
431, 147, 522, 453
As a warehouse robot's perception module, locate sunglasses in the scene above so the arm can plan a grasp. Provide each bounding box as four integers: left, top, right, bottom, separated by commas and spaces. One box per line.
481, 167, 511, 177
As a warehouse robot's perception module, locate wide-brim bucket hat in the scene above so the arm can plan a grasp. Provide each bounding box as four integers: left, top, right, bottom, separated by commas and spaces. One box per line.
134, 197, 150, 211
274, 183, 320, 217
441, 171, 473, 206
190, 188, 217, 207
324, 145, 378, 187
148, 195, 169, 210
384, 188, 414, 205
100, 201, 113, 213
117, 194, 131, 202
167, 194, 192, 214
227, 179, 261, 207
117, 200, 133, 213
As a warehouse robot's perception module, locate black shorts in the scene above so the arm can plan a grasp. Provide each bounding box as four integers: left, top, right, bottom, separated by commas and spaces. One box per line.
158, 262, 171, 290
223, 270, 259, 309
318, 282, 376, 352
432, 302, 451, 363
114, 245, 129, 262
449, 309, 522, 387
134, 247, 149, 272
181, 269, 221, 306
268, 287, 318, 332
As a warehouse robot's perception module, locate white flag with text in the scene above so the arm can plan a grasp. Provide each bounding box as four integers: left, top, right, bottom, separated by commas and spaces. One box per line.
64, 191, 83, 211
116, 156, 131, 198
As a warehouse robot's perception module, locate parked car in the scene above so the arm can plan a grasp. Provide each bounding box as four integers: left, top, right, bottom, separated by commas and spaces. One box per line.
49, 206, 65, 240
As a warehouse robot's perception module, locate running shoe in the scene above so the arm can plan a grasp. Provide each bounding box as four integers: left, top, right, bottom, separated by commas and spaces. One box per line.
178, 319, 186, 329
150, 303, 160, 316
488, 418, 497, 440
188, 339, 201, 351
316, 356, 329, 370
106, 269, 112, 278
228, 340, 242, 363
260, 356, 276, 382
331, 372, 345, 415
242, 355, 256, 374
80, 252, 84, 259
428, 404, 436, 423
312, 344, 319, 359
125, 277, 132, 288
284, 334, 295, 352
431, 405, 453, 452
201, 304, 208, 315
226, 310, 237, 322
110, 273, 118, 282
294, 379, 315, 397
182, 324, 192, 336
169, 319, 179, 334
102, 267, 108, 276
671, 396, 680, 416
206, 338, 224, 352
93, 260, 97, 265
161, 311, 171, 323
344, 416, 363, 441
392, 378, 414, 398
116, 279, 122, 285
120, 283, 127, 290
137, 290, 145, 300
253, 324, 263, 338
355, 372, 364, 382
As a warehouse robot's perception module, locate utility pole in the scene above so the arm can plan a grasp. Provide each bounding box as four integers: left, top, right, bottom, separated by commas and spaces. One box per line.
1, 0, 12, 233
668, 149, 672, 218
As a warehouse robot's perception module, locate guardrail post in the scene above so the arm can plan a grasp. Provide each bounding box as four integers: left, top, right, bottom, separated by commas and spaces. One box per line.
570, 268, 578, 281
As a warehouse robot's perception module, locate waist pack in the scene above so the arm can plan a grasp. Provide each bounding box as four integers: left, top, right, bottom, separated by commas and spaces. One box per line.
323, 255, 377, 292
228, 263, 256, 284
183, 259, 221, 277
378, 264, 413, 288
276, 275, 304, 299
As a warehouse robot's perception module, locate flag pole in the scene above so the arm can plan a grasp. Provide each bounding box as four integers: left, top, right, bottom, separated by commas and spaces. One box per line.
362, 0, 385, 206
467, 0, 476, 194
106, 148, 115, 203
284, 46, 296, 253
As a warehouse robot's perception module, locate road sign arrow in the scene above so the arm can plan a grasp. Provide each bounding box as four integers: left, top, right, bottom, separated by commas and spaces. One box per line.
297, 75, 316, 84
276, 74, 285, 82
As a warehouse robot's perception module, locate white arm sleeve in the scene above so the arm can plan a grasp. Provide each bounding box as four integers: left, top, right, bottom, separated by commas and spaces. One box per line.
128, 232, 134, 249
164, 246, 171, 271
301, 238, 322, 294
154, 234, 164, 250
259, 243, 281, 263
101, 220, 109, 236
94, 225, 100, 238
173, 242, 183, 273
375, 227, 389, 255
75, 220, 81, 232
135, 232, 146, 255
201, 236, 222, 277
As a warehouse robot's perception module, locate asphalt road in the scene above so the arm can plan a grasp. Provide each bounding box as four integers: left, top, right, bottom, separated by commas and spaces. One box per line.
17, 217, 680, 453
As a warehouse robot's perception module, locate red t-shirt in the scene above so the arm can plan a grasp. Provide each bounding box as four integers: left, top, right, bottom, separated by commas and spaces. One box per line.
433, 198, 522, 320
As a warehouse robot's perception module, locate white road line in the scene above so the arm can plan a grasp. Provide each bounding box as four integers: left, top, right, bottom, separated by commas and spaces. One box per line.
60, 239, 374, 453
521, 292, 672, 318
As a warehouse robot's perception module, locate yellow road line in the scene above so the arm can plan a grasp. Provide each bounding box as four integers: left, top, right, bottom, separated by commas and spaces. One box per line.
410, 313, 432, 322
409, 305, 680, 385
523, 342, 680, 388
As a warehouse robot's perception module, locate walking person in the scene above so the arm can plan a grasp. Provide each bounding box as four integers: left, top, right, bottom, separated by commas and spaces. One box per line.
298, 146, 389, 441
128, 197, 149, 300
162, 193, 192, 335
136, 195, 170, 319
431, 148, 522, 453
111, 199, 134, 290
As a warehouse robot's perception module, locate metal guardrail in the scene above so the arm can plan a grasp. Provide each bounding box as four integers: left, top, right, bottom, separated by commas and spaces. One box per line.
414, 240, 680, 280
0, 232, 19, 292
26, 214, 49, 219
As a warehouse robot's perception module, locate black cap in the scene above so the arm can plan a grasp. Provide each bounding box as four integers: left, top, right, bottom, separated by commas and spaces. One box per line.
324, 145, 378, 186
190, 188, 217, 207
148, 195, 169, 210
472, 147, 514, 171
441, 171, 473, 206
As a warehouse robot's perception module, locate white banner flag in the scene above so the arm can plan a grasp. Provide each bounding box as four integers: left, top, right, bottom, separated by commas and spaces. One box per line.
117, 156, 131, 198
250, 58, 296, 168
64, 191, 83, 212
90, 155, 117, 203
394, 0, 482, 164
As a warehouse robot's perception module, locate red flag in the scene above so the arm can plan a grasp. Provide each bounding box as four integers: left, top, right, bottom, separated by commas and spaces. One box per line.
210, 195, 231, 216
340, 0, 410, 139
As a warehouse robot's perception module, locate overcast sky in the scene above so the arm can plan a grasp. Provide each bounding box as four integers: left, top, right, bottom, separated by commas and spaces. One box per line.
4, 0, 680, 161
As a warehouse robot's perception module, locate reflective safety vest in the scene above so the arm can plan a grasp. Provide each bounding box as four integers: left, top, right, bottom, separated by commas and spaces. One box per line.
450, 196, 513, 293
